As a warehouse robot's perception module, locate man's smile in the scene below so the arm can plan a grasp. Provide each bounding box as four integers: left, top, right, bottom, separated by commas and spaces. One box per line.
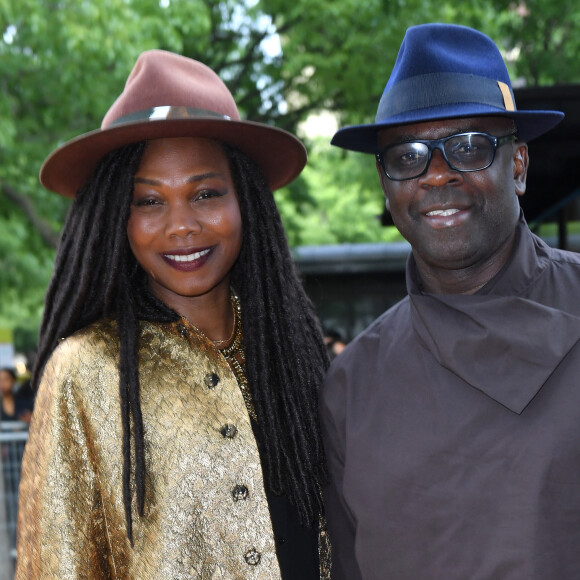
425, 208, 460, 217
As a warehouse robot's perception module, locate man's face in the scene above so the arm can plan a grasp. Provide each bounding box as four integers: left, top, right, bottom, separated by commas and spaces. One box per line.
377, 117, 528, 281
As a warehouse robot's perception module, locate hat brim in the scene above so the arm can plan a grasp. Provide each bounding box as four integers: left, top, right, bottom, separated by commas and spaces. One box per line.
40, 117, 307, 197
331, 107, 565, 153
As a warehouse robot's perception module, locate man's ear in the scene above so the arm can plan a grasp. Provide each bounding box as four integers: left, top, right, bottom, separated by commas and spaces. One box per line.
513, 142, 529, 198
376, 160, 391, 211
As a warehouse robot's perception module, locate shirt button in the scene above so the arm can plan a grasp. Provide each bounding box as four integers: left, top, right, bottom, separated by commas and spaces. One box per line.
204, 373, 219, 389
231, 484, 249, 501
244, 548, 261, 566
220, 424, 238, 438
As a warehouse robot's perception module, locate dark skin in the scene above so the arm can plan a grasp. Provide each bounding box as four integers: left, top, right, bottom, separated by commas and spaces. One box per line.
0, 369, 15, 416
377, 116, 529, 295
0, 369, 32, 422
127, 137, 243, 343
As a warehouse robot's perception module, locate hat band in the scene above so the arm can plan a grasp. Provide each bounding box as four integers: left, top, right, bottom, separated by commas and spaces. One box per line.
109, 106, 232, 128
376, 72, 516, 122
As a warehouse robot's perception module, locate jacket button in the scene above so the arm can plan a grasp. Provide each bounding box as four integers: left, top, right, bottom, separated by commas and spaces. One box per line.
231, 484, 249, 501
220, 424, 238, 438
204, 373, 219, 388
176, 323, 189, 338
244, 548, 261, 565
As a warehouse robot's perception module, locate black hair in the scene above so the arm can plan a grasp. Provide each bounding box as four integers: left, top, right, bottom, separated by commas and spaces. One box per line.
226, 143, 329, 526
33, 140, 329, 542
0, 368, 17, 380
323, 328, 344, 344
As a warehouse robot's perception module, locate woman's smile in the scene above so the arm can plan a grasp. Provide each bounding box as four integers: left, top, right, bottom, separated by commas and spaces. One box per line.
127, 137, 243, 312
161, 246, 213, 270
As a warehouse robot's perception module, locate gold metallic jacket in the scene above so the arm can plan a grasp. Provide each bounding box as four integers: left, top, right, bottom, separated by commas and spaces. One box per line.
17, 318, 282, 579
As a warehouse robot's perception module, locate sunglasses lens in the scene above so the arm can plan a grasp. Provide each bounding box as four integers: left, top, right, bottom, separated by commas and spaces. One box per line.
444, 134, 494, 171
383, 143, 429, 180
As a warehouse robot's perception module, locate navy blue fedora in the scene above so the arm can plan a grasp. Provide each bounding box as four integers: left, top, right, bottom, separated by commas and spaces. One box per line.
331, 23, 564, 153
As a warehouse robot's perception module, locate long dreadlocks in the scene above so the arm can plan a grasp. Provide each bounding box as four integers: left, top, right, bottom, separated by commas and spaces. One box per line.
33, 140, 329, 543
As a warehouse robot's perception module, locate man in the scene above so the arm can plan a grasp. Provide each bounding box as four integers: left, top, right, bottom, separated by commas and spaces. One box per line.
320, 23, 580, 579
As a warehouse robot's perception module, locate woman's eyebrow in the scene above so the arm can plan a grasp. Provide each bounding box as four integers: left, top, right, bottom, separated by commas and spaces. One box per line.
134, 171, 223, 185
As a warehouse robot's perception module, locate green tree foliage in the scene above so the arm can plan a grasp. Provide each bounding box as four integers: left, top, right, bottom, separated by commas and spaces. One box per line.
0, 0, 306, 348
493, 0, 580, 85
0, 0, 578, 350
277, 136, 405, 247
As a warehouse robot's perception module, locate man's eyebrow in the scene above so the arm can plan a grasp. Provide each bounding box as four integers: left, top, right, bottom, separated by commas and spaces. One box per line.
134, 171, 223, 185
394, 134, 418, 142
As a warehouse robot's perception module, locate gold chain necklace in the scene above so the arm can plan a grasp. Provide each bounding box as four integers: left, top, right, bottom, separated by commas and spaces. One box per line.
217, 293, 257, 422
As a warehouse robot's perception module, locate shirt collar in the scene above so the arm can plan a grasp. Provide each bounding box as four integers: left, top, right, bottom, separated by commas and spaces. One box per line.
407, 213, 580, 413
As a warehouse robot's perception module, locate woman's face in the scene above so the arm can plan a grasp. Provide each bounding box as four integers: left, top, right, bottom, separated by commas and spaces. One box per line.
0, 370, 15, 396
127, 137, 243, 309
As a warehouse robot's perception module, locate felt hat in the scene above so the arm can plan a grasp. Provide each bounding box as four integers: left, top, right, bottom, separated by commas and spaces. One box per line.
40, 50, 307, 197
331, 23, 564, 153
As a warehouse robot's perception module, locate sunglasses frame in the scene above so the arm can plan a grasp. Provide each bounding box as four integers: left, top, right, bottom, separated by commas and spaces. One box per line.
376, 132, 517, 181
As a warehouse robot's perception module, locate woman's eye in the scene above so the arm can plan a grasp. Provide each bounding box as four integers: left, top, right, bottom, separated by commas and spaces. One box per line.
197, 189, 222, 201
133, 197, 160, 207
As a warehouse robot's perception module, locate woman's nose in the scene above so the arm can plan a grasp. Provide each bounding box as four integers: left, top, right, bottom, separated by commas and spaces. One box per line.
165, 204, 202, 238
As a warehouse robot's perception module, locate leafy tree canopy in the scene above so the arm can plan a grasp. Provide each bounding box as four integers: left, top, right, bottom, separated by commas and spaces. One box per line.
1, 0, 579, 350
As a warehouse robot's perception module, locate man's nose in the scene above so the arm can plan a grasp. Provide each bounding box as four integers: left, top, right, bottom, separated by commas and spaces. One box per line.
419, 148, 462, 187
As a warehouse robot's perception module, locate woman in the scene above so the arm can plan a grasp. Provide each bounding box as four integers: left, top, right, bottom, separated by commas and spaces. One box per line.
0, 367, 32, 423
16, 50, 330, 579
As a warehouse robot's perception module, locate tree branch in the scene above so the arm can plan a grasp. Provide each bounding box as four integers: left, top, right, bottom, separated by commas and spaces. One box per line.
1, 183, 61, 248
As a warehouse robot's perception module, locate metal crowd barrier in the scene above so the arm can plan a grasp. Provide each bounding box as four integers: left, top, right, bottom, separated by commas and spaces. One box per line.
0, 421, 29, 578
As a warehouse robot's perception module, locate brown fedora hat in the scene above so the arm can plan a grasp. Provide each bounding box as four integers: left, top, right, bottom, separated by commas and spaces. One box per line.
40, 50, 307, 197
